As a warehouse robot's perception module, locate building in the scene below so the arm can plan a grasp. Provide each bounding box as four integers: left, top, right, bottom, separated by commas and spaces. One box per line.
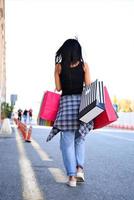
0, 0, 6, 121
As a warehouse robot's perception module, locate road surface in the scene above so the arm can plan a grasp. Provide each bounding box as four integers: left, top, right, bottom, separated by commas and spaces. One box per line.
0, 126, 134, 200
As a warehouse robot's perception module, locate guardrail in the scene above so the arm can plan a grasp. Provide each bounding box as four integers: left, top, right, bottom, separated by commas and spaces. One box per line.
108, 112, 134, 130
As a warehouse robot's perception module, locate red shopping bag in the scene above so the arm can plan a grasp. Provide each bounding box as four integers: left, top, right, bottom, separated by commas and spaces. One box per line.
93, 86, 118, 129
39, 91, 60, 121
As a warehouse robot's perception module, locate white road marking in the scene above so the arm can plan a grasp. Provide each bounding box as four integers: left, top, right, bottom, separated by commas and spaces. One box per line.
15, 129, 45, 200
31, 139, 67, 183
93, 128, 134, 133
48, 168, 67, 183
99, 132, 134, 142
31, 139, 52, 161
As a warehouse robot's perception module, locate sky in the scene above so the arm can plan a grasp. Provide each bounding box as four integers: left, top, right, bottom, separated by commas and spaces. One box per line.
5, 0, 134, 115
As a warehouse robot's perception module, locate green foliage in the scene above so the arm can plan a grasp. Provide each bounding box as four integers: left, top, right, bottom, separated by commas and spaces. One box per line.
1, 102, 14, 119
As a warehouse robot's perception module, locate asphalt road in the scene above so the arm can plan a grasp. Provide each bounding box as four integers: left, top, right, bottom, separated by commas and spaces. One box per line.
0, 126, 134, 200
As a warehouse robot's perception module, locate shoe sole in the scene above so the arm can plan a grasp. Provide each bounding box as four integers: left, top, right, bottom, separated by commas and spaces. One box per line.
76, 177, 85, 183
66, 182, 76, 187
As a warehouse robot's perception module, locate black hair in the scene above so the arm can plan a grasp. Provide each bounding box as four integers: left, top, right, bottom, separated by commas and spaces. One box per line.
55, 39, 84, 68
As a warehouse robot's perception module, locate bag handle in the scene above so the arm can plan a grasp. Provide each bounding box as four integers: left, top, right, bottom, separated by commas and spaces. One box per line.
54, 88, 61, 95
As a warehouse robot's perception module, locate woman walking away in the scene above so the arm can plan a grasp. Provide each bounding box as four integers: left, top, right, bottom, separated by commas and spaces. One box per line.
46, 38, 93, 187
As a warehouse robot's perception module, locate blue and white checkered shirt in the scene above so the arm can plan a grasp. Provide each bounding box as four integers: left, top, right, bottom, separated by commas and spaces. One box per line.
46, 94, 93, 142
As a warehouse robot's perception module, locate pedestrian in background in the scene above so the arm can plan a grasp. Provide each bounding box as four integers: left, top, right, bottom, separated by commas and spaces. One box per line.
29, 108, 33, 121
47, 38, 93, 187
23, 109, 28, 123
18, 109, 22, 121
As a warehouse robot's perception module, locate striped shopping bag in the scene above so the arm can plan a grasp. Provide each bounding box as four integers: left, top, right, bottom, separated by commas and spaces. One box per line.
79, 79, 105, 123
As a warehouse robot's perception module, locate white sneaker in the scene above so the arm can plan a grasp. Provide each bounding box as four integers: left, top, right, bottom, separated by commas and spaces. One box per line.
76, 172, 85, 183
66, 180, 76, 187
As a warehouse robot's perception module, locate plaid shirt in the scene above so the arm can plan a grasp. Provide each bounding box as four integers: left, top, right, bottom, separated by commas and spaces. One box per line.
46, 94, 93, 142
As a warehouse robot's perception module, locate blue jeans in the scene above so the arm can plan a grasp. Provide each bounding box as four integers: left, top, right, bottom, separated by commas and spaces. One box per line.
60, 130, 85, 176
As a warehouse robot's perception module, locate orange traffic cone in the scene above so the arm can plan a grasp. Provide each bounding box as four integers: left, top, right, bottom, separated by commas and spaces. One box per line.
17, 120, 21, 129
25, 126, 32, 143
21, 123, 27, 141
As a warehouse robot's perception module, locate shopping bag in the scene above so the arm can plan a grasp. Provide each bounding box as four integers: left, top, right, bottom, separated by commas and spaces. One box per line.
39, 91, 60, 121
93, 86, 118, 129
79, 80, 105, 123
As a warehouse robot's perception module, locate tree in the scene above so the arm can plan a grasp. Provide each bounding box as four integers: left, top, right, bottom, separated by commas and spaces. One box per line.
1, 102, 14, 119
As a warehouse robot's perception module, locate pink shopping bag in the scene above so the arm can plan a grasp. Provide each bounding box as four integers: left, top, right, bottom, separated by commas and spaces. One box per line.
93, 86, 118, 129
39, 91, 60, 121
